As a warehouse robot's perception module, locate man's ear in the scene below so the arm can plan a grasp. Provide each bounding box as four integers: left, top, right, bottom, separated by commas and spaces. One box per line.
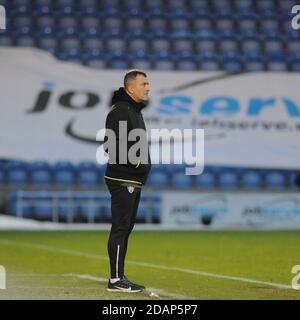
126, 82, 135, 94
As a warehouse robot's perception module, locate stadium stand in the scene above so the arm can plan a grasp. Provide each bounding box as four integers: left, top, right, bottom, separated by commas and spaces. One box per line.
0, 0, 299, 71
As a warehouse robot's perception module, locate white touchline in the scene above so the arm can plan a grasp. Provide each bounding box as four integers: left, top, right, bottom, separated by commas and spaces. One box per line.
0, 239, 292, 290
68, 273, 192, 299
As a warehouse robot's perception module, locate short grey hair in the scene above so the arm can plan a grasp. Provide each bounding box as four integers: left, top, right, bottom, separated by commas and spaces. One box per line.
124, 69, 147, 89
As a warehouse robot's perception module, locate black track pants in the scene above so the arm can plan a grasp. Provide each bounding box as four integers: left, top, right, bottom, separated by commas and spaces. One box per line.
106, 180, 141, 279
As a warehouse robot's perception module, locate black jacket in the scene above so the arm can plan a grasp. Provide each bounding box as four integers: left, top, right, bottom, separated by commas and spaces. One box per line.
104, 87, 151, 185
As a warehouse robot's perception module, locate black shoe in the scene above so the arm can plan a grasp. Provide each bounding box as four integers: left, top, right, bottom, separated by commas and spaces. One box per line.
123, 275, 145, 290
107, 277, 144, 293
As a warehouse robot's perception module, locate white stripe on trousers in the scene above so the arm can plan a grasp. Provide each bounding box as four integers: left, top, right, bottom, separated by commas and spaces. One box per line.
116, 244, 120, 278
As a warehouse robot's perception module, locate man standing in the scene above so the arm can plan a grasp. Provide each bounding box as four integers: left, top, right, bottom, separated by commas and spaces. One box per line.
104, 70, 151, 293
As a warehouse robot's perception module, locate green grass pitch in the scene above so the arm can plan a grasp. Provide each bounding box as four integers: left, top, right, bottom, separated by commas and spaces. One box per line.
0, 230, 300, 300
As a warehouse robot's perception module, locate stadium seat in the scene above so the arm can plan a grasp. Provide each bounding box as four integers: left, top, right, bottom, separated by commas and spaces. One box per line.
218, 171, 239, 189
198, 51, 219, 71
32, 191, 53, 221
77, 161, 99, 187
264, 171, 286, 190
236, 12, 257, 33
219, 31, 238, 53
215, 12, 235, 32
266, 52, 287, 72
6, 161, 29, 186
244, 53, 265, 72
241, 170, 262, 189
9, 191, 32, 218
195, 31, 216, 53
53, 161, 76, 187
171, 172, 193, 189
221, 52, 242, 73
260, 11, 279, 32
195, 171, 216, 189
30, 161, 52, 186
148, 171, 169, 188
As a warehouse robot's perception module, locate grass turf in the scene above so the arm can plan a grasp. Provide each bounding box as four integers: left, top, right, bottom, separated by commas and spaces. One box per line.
0, 230, 300, 300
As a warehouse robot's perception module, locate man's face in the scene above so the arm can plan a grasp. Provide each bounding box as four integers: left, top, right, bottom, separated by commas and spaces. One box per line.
128, 75, 150, 103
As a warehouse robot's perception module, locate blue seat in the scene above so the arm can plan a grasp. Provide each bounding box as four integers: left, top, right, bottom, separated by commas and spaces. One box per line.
30, 161, 52, 186
221, 52, 242, 73
169, 15, 191, 33
171, 172, 193, 189
195, 171, 216, 189
83, 37, 104, 51
78, 203, 102, 222
0, 30, 13, 46
0, 162, 5, 185
108, 53, 129, 69
244, 53, 265, 72
211, 0, 231, 10
150, 35, 171, 53
236, 12, 257, 33
195, 31, 216, 52
13, 16, 32, 30
218, 31, 238, 52
266, 52, 287, 72
34, 4, 54, 16
14, 35, 35, 47
61, 37, 81, 51
58, 25, 79, 37
128, 35, 148, 53
171, 31, 194, 54
126, 17, 145, 33
6, 161, 29, 186
241, 170, 262, 189
264, 171, 286, 190
32, 191, 53, 220
148, 171, 169, 188
103, 17, 122, 33
53, 161, 76, 186
215, 12, 235, 32
38, 36, 58, 53
9, 191, 32, 218
148, 16, 168, 34
287, 171, 299, 189
175, 52, 198, 71
136, 202, 148, 222
218, 171, 239, 189
106, 35, 127, 52
260, 11, 279, 32
78, 0, 98, 12
57, 49, 83, 63
233, 0, 253, 10
77, 161, 99, 187
256, 0, 276, 10
34, 202, 53, 220
287, 32, 300, 55
240, 32, 261, 53
264, 32, 283, 54
198, 52, 219, 71
131, 56, 152, 70
190, 0, 209, 10
192, 10, 213, 32
152, 54, 175, 70
289, 53, 300, 72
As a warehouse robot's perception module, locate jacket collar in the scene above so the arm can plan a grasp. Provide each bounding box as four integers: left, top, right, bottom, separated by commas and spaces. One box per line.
110, 87, 147, 112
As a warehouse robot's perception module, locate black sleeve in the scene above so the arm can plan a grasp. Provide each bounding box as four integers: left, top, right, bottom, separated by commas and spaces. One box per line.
104, 107, 130, 164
